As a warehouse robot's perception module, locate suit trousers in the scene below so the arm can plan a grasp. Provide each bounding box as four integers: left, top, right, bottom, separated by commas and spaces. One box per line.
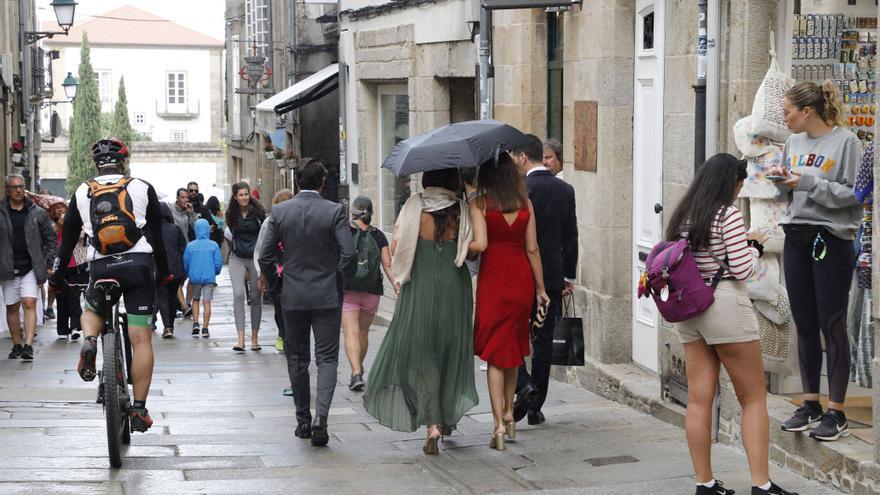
282, 307, 342, 424
517, 291, 563, 413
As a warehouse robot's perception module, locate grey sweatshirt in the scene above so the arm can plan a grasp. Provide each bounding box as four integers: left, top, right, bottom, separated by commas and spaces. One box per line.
774, 126, 863, 240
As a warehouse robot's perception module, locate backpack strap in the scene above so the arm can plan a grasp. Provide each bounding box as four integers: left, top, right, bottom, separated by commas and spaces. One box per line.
708, 253, 730, 289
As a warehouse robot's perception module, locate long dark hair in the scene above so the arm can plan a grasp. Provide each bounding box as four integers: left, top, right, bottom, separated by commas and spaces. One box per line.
665, 153, 748, 250
205, 196, 221, 216
422, 169, 461, 243
477, 152, 527, 212
225, 182, 266, 230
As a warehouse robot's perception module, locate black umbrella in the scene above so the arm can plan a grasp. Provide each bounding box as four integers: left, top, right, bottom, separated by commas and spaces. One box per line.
381, 119, 528, 177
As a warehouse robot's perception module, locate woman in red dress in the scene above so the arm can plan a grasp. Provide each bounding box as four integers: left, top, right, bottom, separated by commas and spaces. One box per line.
473, 152, 549, 451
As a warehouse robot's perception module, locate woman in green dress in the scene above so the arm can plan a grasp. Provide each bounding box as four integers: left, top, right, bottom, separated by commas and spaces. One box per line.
363, 168, 487, 454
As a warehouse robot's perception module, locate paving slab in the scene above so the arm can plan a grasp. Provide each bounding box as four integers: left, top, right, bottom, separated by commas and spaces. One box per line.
0, 271, 845, 494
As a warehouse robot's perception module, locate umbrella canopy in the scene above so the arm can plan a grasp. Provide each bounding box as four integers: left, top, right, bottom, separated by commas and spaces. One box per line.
25, 191, 65, 210
381, 119, 528, 177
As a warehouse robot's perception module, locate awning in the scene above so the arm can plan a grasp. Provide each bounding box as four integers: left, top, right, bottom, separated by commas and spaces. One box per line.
255, 63, 339, 132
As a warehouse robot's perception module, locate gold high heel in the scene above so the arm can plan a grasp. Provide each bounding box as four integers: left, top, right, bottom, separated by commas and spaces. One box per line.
505, 421, 516, 439
489, 432, 505, 451
423, 435, 440, 455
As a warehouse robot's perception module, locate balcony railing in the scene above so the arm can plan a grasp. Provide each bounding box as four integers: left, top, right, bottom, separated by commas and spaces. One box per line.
155, 98, 200, 119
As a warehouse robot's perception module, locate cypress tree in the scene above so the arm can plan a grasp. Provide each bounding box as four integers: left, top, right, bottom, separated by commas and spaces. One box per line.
66, 33, 102, 196
110, 76, 135, 146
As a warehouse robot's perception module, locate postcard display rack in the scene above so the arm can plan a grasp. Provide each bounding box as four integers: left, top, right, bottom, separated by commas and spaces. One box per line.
791, 11, 877, 145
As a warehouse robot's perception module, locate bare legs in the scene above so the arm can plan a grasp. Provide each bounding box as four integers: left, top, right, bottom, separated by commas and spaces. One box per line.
343, 310, 375, 375
487, 364, 517, 435
80, 310, 154, 402
7, 298, 38, 346
683, 339, 770, 487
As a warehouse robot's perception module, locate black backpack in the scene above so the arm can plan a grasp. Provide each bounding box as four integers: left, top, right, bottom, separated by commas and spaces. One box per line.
351, 226, 383, 295
86, 176, 143, 255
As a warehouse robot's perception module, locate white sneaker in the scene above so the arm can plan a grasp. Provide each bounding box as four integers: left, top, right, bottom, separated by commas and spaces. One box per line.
70, 329, 82, 342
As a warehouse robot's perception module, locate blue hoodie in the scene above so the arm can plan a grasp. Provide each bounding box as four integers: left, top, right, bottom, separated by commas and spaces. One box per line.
184, 219, 223, 284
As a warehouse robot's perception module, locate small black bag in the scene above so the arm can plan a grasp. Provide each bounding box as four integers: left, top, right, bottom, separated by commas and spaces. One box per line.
550, 294, 585, 367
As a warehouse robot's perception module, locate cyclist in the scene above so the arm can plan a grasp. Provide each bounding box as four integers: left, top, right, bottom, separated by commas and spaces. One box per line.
51, 137, 170, 433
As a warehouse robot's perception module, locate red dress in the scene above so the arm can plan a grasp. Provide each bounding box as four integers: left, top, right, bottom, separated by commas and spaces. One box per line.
473, 205, 534, 368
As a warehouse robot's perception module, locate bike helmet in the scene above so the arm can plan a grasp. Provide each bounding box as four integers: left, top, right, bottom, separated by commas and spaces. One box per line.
91, 137, 129, 167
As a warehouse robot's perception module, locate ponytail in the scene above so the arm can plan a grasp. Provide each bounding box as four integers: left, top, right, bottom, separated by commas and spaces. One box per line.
786, 81, 845, 128
819, 80, 845, 127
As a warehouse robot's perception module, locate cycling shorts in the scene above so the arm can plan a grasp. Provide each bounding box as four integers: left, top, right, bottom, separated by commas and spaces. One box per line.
84, 253, 156, 327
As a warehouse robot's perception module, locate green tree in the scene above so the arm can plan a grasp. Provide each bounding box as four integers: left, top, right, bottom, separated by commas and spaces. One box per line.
110, 76, 135, 146
66, 32, 102, 196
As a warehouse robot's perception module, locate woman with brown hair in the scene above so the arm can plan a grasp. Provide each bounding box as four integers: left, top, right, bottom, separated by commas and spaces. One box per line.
769, 81, 863, 443
224, 181, 267, 352
473, 152, 549, 451
363, 168, 487, 455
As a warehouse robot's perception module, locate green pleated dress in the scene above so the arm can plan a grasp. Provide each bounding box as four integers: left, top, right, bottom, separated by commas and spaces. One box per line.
363, 238, 479, 432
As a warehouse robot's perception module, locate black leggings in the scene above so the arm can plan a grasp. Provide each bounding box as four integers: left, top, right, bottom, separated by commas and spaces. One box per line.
783, 226, 854, 405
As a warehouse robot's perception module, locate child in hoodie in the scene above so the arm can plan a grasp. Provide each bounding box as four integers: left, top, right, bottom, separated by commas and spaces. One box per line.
184, 219, 223, 338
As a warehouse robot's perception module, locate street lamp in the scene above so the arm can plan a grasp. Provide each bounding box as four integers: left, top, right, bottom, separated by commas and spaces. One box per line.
25, 0, 78, 44
61, 72, 77, 101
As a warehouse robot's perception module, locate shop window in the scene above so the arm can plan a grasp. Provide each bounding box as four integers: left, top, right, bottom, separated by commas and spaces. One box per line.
378, 88, 410, 233
245, 0, 270, 58
547, 13, 564, 144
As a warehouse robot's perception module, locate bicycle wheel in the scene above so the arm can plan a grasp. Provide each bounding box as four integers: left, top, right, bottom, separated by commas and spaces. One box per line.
119, 315, 132, 445
102, 331, 124, 468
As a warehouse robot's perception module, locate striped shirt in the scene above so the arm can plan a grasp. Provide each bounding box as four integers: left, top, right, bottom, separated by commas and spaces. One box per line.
684, 206, 760, 282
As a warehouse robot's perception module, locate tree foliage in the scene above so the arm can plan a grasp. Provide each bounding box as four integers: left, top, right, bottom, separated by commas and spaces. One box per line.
66, 33, 101, 196
110, 76, 135, 146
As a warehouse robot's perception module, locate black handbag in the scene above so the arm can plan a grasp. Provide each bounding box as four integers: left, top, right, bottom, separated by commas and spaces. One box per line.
550, 294, 585, 366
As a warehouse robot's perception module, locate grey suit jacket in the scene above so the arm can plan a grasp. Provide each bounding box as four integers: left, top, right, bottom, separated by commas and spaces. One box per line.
260, 191, 356, 311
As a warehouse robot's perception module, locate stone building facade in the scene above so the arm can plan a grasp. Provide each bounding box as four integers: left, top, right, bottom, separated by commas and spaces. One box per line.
490, 1, 880, 493
225, 0, 338, 203
339, 0, 478, 232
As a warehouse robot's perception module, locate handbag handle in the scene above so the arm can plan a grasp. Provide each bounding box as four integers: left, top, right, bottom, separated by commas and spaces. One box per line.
563, 292, 576, 318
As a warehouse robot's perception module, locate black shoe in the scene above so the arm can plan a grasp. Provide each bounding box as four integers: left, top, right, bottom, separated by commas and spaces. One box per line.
70, 329, 82, 341
201, 327, 210, 338
751, 481, 797, 494
349, 373, 365, 391
527, 410, 545, 425
20, 344, 33, 361
130, 407, 154, 432
44, 308, 55, 319
77, 337, 98, 381
781, 402, 823, 432
8, 344, 22, 359
295, 421, 312, 439
513, 383, 539, 422
311, 416, 329, 446
192, 324, 200, 336
809, 410, 850, 442
696, 479, 735, 495
183, 306, 193, 319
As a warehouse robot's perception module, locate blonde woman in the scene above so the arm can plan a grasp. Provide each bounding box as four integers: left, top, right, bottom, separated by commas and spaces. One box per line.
769, 81, 863, 443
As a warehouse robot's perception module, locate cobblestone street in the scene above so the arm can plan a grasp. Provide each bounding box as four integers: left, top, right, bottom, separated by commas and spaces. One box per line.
0, 274, 842, 494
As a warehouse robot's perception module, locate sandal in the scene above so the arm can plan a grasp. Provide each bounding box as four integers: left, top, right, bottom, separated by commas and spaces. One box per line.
251, 345, 262, 351
233, 345, 245, 352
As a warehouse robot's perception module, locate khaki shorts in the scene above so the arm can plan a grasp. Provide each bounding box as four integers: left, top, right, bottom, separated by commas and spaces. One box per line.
674, 281, 759, 346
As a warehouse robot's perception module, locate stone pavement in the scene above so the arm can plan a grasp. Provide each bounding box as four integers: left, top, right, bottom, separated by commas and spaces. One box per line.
0, 273, 841, 494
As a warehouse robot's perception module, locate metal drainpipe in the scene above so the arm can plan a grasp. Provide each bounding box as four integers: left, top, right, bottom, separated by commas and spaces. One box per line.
478, 6, 493, 120
289, 0, 297, 86
693, 0, 707, 171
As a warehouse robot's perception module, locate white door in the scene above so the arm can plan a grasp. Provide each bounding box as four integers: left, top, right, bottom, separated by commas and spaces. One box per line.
631, 0, 664, 373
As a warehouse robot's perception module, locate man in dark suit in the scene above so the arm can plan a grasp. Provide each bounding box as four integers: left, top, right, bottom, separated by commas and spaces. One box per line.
259, 160, 356, 446
511, 134, 578, 425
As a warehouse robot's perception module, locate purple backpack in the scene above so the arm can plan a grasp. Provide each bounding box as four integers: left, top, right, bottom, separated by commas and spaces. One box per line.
637, 239, 725, 323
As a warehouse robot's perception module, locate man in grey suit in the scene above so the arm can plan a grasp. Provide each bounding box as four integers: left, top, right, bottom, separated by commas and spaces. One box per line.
259, 160, 356, 446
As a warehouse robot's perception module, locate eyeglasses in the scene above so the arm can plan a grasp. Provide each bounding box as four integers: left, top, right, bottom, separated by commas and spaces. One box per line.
5, 185, 24, 190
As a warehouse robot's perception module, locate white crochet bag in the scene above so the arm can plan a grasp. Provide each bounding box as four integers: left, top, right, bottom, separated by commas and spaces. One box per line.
749, 34, 795, 143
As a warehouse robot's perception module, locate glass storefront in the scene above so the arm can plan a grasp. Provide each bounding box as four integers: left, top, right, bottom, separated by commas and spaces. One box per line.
379, 90, 410, 233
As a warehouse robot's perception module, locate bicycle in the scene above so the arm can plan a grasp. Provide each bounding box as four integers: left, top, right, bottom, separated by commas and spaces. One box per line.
92, 278, 134, 468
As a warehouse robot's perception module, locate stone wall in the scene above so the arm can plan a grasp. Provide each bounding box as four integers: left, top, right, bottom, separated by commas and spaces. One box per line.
493, 2, 635, 365
350, 20, 475, 208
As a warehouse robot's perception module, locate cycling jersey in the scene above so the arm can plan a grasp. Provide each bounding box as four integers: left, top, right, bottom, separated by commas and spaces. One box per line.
55, 174, 170, 312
